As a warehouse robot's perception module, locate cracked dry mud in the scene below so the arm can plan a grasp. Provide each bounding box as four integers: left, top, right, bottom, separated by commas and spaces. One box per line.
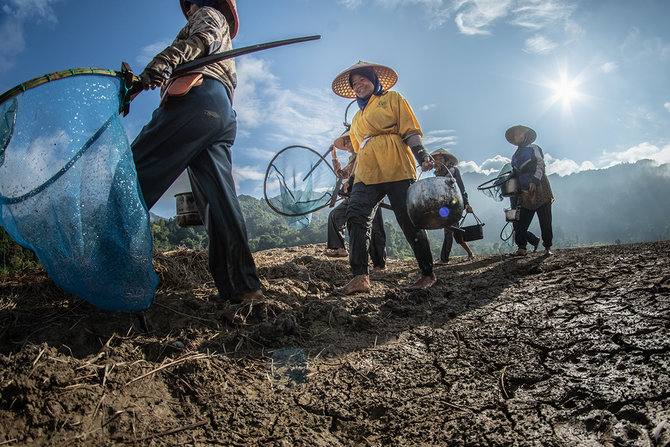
0, 241, 669, 446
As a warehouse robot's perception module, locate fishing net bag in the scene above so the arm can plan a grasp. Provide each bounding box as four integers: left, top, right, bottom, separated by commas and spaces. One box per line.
0, 69, 158, 311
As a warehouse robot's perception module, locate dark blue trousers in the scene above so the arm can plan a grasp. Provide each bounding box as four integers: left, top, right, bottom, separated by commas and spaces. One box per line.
328, 200, 386, 268
131, 78, 261, 299
513, 201, 552, 250
346, 179, 433, 276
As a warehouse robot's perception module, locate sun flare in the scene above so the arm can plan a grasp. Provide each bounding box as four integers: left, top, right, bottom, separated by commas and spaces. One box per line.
549, 76, 582, 106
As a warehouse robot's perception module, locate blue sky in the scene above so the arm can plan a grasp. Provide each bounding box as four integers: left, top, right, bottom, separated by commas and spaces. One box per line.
1, 0, 669, 218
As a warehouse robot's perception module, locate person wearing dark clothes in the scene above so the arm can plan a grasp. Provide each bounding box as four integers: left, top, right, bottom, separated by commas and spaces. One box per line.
431, 149, 475, 264
132, 0, 262, 303
505, 125, 554, 257
326, 131, 387, 269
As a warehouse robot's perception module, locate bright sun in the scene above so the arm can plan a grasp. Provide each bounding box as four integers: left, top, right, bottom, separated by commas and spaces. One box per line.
543, 67, 588, 110
553, 78, 579, 103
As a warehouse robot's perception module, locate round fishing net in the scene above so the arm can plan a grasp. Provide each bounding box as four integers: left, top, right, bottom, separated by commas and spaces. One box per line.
264, 145, 338, 230
0, 71, 158, 311
477, 163, 513, 202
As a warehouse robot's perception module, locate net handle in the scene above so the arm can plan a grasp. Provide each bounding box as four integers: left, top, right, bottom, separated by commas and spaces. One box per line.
0, 68, 127, 107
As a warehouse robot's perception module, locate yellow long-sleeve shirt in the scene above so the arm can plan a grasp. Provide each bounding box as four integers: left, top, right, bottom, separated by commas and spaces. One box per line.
349, 90, 422, 185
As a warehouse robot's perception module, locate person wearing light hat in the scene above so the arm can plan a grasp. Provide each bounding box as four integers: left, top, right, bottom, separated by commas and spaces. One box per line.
132, 0, 263, 303
505, 125, 554, 256
430, 149, 475, 264
331, 61, 436, 294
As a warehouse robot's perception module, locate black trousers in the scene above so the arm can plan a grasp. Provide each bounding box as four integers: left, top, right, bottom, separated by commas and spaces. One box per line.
327, 200, 386, 268
440, 227, 464, 262
131, 79, 261, 299
346, 180, 432, 276
513, 201, 553, 250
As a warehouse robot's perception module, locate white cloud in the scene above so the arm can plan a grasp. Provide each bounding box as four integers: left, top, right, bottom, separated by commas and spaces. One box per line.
510, 1, 576, 30
0, 0, 60, 71
664, 102, 670, 113
423, 129, 458, 148
232, 165, 266, 184
544, 154, 595, 176
523, 35, 558, 54
454, 0, 511, 35
457, 142, 670, 178
599, 142, 670, 168
235, 56, 342, 148
136, 40, 172, 66
459, 154, 510, 175
419, 104, 437, 111
599, 61, 618, 74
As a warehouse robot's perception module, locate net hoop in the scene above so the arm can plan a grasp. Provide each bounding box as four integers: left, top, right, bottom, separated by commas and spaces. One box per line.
477, 172, 512, 191
263, 145, 337, 217
0, 67, 126, 107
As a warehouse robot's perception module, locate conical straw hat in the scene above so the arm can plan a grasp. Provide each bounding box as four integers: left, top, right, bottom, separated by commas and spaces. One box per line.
505, 125, 537, 146
331, 61, 398, 98
430, 148, 458, 166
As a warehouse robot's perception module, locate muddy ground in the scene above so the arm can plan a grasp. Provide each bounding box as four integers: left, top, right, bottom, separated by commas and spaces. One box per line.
0, 241, 669, 446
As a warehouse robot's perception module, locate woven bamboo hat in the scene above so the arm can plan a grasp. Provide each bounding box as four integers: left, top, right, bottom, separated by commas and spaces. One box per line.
505, 125, 536, 146
430, 148, 458, 166
331, 61, 398, 98
180, 0, 239, 38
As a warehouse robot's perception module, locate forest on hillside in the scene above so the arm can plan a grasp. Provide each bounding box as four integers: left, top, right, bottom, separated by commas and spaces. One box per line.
2, 159, 670, 274
148, 159, 670, 259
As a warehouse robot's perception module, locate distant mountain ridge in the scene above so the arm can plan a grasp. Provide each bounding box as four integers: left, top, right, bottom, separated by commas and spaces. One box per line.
458, 159, 670, 247
146, 160, 670, 257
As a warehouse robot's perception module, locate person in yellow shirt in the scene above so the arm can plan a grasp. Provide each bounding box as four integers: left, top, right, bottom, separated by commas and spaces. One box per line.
331, 61, 436, 294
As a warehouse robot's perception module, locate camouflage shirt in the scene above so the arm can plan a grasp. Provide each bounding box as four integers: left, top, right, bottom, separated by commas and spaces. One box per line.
143, 6, 237, 101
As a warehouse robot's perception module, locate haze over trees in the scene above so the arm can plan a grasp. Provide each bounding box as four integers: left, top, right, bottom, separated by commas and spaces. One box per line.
2, 160, 669, 273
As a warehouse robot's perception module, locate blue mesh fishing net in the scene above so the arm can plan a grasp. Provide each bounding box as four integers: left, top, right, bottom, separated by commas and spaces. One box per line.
0, 72, 158, 311
477, 162, 513, 202
264, 145, 338, 230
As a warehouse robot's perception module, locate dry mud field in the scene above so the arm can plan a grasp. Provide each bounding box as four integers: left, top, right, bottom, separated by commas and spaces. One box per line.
0, 241, 669, 446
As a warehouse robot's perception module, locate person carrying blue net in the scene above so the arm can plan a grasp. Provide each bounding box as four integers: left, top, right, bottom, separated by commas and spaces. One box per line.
131, 0, 262, 303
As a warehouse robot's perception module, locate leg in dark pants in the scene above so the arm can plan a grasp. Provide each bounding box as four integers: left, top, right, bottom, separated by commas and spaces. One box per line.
369, 208, 386, 268
131, 79, 260, 300
327, 201, 348, 250
440, 228, 454, 263
536, 201, 553, 249
513, 206, 536, 250
385, 180, 433, 277
346, 183, 386, 276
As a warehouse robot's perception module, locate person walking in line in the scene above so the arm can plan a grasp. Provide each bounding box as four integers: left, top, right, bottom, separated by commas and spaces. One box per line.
132, 0, 262, 303
331, 61, 435, 294
431, 148, 475, 264
505, 125, 554, 257
326, 132, 387, 270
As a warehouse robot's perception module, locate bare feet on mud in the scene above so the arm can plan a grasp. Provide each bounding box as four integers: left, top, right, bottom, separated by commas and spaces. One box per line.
405, 273, 437, 290
512, 248, 527, 257
372, 265, 385, 272
232, 289, 264, 303
325, 248, 348, 258
338, 274, 370, 295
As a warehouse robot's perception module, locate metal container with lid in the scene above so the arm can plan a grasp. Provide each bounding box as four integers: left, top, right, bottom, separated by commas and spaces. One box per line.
406, 176, 464, 229
175, 192, 203, 227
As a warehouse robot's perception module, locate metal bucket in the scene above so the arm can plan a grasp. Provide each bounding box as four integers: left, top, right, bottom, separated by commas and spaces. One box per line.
500, 177, 519, 197
406, 176, 464, 229
175, 192, 203, 227
505, 207, 520, 222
